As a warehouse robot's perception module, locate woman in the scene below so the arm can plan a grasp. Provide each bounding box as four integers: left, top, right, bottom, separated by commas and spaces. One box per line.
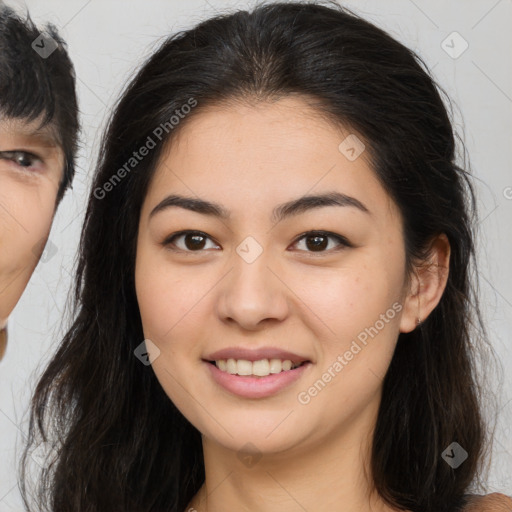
20, 2, 511, 511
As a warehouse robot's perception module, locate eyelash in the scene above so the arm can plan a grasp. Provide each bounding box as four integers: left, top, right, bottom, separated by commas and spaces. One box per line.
0, 150, 44, 171
161, 230, 352, 256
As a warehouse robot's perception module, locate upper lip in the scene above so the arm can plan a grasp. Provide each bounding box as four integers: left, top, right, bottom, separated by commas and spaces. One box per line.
204, 346, 311, 364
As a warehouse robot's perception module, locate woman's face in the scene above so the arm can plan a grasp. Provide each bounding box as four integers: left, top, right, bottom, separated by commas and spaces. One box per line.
0, 117, 63, 327
135, 96, 418, 455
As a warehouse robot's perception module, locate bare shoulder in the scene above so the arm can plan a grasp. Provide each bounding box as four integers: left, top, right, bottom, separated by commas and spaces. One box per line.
463, 493, 512, 511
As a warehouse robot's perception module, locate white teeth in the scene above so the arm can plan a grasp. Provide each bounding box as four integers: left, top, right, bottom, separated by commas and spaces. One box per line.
226, 358, 237, 374
236, 359, 253, 376
269, 358, 282, 374
282, 360, 292, 371
214, 358, 302, 377
252, 359, 270, 376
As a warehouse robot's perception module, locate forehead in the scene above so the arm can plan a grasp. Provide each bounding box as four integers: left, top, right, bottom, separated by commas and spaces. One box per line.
153, 97, 373, 188
146, 96, 400, 225
157, 97, 356, 180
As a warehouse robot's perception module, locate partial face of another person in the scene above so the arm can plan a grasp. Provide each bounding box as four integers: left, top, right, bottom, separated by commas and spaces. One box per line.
135, 96, 444, 455
0, 117, 64, 327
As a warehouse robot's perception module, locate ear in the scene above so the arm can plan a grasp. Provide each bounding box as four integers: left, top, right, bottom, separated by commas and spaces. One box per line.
399, 233, 451, 333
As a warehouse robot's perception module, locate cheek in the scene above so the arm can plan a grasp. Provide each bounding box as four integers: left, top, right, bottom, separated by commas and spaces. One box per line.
291, 256, 405, 409
291, 263, 403, 427
0, 180, 57, 319
135, 249, 215, 420
294, 258, 403, 338
136, 273, 193, 343
0, 181, 56, 268
135, 246, 209, 351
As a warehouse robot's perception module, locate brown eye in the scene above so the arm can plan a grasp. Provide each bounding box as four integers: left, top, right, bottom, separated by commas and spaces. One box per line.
305, 234, 329, 251
163, 231, 220, 252
291, 231, 351, 253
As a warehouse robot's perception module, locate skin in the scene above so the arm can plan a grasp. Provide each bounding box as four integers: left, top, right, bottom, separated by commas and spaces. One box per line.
135, 96, 450, 512
0, 116, 64, 332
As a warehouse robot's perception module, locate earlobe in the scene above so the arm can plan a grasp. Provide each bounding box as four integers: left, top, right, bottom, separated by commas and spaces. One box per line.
399, 233, 451, 333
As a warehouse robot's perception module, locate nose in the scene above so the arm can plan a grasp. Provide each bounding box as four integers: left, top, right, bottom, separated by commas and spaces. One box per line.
215, 248, 290, 331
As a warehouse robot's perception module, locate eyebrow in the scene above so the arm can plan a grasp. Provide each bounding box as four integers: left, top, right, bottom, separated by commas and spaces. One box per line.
0, 120, 59, 148
13, 128, 58, 148
149, 191, 370, 223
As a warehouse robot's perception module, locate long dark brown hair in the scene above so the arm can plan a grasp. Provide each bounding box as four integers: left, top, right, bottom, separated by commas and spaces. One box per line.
20, 2, 500, 511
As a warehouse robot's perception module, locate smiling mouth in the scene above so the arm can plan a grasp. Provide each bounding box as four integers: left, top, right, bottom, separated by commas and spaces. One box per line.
206, 359, 310, 378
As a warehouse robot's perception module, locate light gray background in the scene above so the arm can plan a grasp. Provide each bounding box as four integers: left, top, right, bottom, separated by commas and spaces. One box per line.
1, 0, 511, 509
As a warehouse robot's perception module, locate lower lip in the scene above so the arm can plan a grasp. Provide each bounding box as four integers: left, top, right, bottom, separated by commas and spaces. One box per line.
204, 361, 312, 399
